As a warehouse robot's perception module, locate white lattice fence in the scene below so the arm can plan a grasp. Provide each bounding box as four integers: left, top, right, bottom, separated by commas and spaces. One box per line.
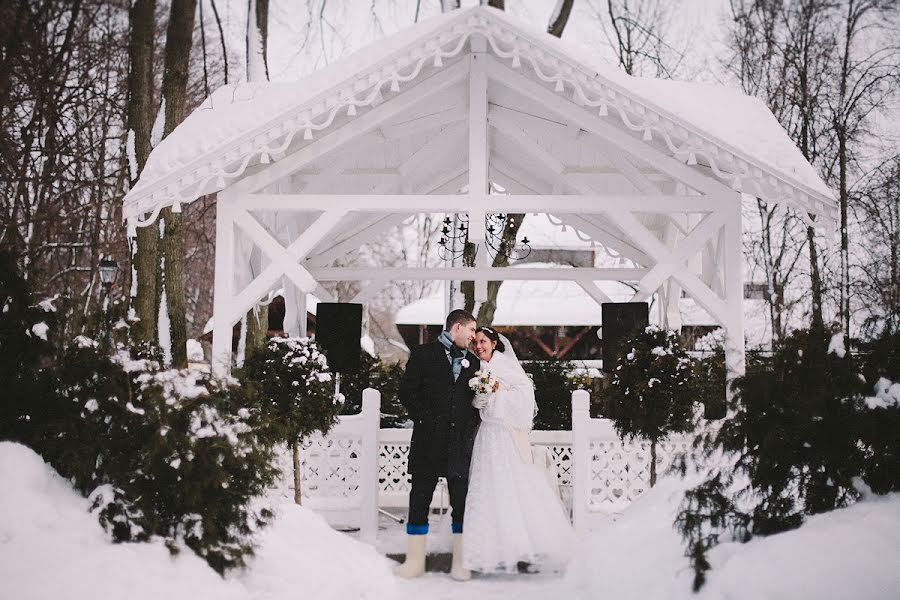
296, 388, 693, 540
571, 389, 693, 533
376, 429, 575, 509
296, 388, 380, 543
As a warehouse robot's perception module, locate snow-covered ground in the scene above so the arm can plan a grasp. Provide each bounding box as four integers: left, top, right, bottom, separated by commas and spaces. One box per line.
2, 441, 898, 600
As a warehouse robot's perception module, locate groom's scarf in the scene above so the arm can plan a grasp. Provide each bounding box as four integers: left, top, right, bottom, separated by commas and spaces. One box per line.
438, 330, 465, 380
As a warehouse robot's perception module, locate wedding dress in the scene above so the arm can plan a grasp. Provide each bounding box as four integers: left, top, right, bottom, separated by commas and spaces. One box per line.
462, 341, 576, 574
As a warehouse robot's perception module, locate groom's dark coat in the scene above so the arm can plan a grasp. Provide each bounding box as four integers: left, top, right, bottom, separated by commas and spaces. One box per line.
399, 340, 480, 479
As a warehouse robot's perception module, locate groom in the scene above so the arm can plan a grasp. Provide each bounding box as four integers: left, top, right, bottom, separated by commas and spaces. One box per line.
393, 309, 480, 581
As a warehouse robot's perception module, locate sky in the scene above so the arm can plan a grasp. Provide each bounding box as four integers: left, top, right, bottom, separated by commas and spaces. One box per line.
208, 0, 730, 85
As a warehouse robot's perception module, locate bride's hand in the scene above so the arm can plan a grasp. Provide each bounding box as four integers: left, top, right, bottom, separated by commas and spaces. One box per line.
472, 393, 490, 409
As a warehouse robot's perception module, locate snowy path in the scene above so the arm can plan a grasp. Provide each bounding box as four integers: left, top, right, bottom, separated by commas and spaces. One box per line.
342, 509, 576, 599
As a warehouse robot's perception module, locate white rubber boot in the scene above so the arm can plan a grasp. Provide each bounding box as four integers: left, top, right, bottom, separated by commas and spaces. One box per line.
393, 534, 427, 579
450, 533, 471, 581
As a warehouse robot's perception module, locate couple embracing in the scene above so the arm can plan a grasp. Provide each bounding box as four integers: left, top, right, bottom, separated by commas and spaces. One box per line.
393, 309, 575, 581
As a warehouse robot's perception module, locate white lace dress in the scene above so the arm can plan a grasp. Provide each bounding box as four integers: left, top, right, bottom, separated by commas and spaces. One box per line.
462, 351, 576, 574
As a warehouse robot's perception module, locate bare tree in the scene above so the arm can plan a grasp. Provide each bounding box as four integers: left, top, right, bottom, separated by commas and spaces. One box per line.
855, 156, 900, 335
594, 0, 685, 77
159, 0, 198, 367
829, 0, 900, 339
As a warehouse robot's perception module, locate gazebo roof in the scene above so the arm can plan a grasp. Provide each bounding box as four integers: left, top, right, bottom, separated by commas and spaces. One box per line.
124, 6, 836, 225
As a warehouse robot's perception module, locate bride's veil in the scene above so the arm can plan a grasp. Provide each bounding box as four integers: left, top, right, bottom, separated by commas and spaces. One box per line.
496, 332, 538, 420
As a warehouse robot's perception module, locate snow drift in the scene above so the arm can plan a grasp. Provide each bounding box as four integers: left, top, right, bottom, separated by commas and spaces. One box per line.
0, 442, 394, 600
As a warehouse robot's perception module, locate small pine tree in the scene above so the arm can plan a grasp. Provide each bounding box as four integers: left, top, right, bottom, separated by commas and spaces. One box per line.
242, 336, 343, 504
603, 326, 699, 486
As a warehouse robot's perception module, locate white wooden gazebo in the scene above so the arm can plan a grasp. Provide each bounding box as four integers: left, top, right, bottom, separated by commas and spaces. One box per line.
123, 7, 836, 380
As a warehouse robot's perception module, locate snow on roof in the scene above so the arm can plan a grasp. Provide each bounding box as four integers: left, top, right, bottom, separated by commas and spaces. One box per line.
124, 6, 835, 225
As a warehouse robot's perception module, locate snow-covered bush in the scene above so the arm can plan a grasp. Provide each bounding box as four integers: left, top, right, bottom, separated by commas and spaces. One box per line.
38, 341, 279, 574
603, 325, 700, 485
675, 327, 900, 591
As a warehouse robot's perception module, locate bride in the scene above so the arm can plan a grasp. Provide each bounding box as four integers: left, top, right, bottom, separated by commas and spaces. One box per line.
463, 326, 576, 574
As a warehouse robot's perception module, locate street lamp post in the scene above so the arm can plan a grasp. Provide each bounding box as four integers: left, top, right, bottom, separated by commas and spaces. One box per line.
98, 259, 119, 351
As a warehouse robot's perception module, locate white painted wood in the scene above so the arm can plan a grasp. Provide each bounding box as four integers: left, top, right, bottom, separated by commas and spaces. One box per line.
491, 158, 555, 195
232, 59, 469, 195
309, 266, 646, 281
396, 123, 467, 177
228, 209, 347, 324
306, 213, 409, 267
244, 193, 722, 213
604, 208, 729, 324
351, 281, 388, 304
631, 209, 728, 302
578, 281, 613, 307
540, 213, 652, 266
571, 390, 591, 535
358, 388, 381, 544
380, 105, 467, 140
212, 194, 236, 377
481, 56, 734, 198
723, 197, 746, 391
469, 52, 490, 302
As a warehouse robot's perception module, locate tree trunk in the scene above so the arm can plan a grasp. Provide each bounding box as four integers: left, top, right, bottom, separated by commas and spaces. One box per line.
127, 0, 158, 346
547, 0, 575, 38
807, 223, 824, 330
292, 438, 303, 505
245, 303, 268, 353
649, 439, 657, 487
246, 0, 269, 81
838, 128, 850, 338
159, 0, 197, 367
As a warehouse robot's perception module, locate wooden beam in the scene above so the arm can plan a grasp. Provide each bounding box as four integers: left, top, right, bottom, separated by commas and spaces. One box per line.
482, 55, 734, 198
558, 213, 653, 266
604, 208, 729, 323
229, 209, 347, 322
631, 209, 728, 302
577, 281, 613, 307
308, 266, 647, 281
469, 52, 490, 302
243, 193, 722, 213
397, 123, 467, 177
380, 105, 467, 140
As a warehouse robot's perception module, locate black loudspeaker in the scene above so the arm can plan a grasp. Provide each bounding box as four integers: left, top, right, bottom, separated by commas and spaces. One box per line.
601, 302, 649, 374
315, 303, 362, 373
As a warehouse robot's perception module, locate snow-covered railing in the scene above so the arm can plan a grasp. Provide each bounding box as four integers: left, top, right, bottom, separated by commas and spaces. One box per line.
296, 388, 692, 541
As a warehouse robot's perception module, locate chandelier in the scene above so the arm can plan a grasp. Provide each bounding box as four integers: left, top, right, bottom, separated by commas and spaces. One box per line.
437, 213, 531, 262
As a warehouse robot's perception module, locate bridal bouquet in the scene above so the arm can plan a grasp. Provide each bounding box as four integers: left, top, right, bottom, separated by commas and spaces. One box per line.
468, 370, 500, 394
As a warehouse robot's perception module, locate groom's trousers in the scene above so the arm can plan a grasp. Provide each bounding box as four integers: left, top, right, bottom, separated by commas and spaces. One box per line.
407, 474, 468, 533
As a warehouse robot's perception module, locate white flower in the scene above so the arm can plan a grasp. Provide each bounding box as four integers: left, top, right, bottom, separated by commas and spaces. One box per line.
461, 358, 470, 368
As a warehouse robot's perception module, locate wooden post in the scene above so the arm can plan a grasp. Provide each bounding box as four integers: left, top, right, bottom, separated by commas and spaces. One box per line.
211, 193, 236, 377
359, 388, 381, 544
571, 389, 590, 535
